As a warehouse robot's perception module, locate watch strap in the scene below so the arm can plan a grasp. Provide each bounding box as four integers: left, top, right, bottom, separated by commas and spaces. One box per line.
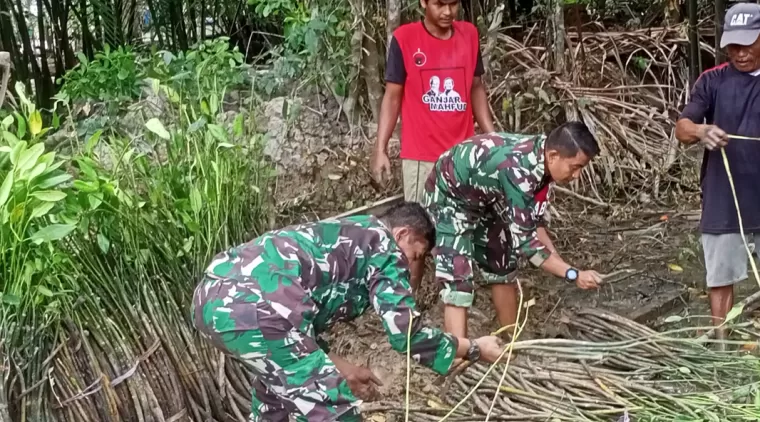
466, 339, 481, 362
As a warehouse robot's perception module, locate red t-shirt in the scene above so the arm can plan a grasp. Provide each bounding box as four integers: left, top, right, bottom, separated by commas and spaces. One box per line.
386, 21, 484, 162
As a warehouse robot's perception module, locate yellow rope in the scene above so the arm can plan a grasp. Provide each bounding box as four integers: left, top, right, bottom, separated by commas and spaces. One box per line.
485, 283, 529, 422
405, 309, 413, 422
437, 281, 525, 422
719, 147, 760, 325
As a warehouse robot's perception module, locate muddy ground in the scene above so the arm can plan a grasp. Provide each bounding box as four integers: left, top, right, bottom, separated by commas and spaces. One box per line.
272, 138, 760, 420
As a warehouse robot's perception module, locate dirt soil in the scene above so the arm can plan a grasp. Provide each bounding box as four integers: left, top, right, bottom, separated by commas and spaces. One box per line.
273, 139, 760, 421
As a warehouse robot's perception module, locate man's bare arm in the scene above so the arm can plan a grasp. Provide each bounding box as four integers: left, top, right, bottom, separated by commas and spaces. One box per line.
371, 83, 404, 182
676, 118, 727, 150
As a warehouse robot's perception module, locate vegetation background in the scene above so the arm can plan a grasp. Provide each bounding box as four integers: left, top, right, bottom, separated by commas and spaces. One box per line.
0, 0, 738, 420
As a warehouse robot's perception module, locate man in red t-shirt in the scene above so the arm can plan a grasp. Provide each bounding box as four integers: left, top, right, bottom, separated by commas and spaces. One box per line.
370, 0, 494, 289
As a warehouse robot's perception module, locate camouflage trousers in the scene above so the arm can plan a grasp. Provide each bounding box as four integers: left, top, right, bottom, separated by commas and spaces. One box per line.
191, 275, 361, 422
423, 184, 517, 308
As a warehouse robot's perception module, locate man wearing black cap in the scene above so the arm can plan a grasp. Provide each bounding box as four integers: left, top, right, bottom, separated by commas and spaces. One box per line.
676, 2, 760, 339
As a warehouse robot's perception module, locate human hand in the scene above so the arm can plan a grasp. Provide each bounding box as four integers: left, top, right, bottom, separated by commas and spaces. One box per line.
474, 336, 504, 363
370, 149, 392, 184
342, 364, 383, 401
696, 125, 728, 150
576, 270, 602, 289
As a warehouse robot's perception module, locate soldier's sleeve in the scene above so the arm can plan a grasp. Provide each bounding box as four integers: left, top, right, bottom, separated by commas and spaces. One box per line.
497, 159, 552, 267
367, 249, 459, 375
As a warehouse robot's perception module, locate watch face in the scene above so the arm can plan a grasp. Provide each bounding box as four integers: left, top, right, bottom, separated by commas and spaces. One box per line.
567, 269, 578, 280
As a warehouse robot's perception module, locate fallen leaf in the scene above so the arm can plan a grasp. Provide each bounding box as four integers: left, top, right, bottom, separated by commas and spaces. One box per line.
741, 342, 758, 352
524, 298, 536, 308
660, 215, 669, 221
663, 315, 683, 323
367, 415, 386, 422
327, 174, 342, 180
668, 263, 683, 273
427, 399, 446, 409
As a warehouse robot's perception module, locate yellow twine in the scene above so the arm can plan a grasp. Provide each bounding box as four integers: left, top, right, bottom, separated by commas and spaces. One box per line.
719, 146, 760, 325
485, 282, 529, 422
437, 281, 526, 422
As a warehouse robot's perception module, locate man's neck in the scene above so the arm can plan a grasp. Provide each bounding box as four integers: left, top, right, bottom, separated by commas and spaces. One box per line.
423, 18, 453, 40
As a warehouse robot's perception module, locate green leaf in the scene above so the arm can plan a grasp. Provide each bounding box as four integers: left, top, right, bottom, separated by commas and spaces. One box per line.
30, 190, 67, 202
13, 112, 26, 138
29, 162, 48, 181
207, 124, 227, 143
97, 232, 111, 254
725, 304, 745, 324
210, 95, 219, 115
30, 202, 55, 218
0, 171, 13, 206
190, 187, 202, 213
88, 192, 103, 209
1, 293, 20, 306
37, 173, 73, 189
29, 223, 77, 244
52, 111, 60, 129
17, 143, 45, 172
73, 180, 99, 193
10, 140, 27, 165
233, 114, 244, 137
145, 118, 171, 140
39, 151, 55, 167
2, 131, 19, 146
1, 114, 13, 129
77, 159, 98, 181
29, 110, 42, 136
0, 146, 11, 153
37, 285, 54, 297
678, 367, 691, 374
86, 129, 103, 155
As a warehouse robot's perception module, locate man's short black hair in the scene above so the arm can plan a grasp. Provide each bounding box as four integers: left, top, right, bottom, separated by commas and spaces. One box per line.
377, 201, 436, 249
545, 121, 600, 159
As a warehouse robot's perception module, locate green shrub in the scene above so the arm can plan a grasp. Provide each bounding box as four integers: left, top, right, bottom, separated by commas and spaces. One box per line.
59, 45, 144, 106
1, 67, 273, 419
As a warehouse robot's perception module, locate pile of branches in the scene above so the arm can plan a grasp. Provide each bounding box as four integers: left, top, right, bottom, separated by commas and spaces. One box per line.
399, 308, 760, 421
488, 24, 716, 202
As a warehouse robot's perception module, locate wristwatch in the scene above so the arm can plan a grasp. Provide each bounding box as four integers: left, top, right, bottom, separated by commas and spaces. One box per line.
465, 339, 481, 362
565, 268, 579, 283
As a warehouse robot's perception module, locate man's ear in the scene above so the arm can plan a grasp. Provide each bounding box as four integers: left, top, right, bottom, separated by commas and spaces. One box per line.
545, 149, 560, 164
392, 226, 410, 242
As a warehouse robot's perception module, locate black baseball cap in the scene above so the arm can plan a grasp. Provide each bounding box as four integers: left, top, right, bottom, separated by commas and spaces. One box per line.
721, 2, 760, 48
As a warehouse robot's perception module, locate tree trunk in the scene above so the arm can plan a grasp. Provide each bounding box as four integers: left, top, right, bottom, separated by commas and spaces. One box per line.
550, 0, 565, 76
12, 0, 42, 101
714, 0, 725, 64
35, 0, 54, 106
172, 0, 188, 50
341, 0, 364, 127
386, 0, 400, 46
362, 26, 382, 122
145, 0, 164, 46
0, 51, 12, 108
200, 0, 206, 40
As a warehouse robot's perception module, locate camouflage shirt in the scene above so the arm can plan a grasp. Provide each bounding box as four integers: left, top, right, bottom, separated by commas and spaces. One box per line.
203, 215, 458, 375
431, 132, 553, 267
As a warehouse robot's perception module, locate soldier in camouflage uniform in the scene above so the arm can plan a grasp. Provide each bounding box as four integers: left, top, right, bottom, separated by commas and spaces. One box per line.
423, 121, 604, 339
191, 202, 503, 422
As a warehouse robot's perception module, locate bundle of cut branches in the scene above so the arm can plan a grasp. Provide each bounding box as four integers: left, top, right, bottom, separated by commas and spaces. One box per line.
488, 23, 716, 201
386, 309, 760, 421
